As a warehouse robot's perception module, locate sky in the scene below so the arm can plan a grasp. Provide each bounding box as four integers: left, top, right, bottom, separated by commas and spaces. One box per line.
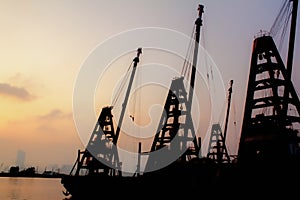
0, 0, 299, 173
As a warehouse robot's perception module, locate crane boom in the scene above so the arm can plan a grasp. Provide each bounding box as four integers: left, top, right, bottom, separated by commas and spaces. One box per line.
114, 48, 142, 143
223, 80, 233, 140
187, 4, 204, 111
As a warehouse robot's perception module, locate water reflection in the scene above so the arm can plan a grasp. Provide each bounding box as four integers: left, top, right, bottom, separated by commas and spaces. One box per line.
0, 177, 66, 200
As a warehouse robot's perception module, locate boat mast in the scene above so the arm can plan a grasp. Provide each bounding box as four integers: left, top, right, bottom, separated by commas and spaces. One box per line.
238, 0, 300, 164
286, 0, 298, 79
206, 80, 232, 164
223, 80, 233, 140
145, 5, 204, 169
114, 48, 142, 144
283, 0, 298, 115
187, 4, 204, 111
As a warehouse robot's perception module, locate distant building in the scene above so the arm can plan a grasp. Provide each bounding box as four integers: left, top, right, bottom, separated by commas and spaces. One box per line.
9, 166, 19, 175
16, 150, 26, 169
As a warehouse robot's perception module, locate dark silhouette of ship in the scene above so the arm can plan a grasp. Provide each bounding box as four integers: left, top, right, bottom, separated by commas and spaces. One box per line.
61, 1, 300, 199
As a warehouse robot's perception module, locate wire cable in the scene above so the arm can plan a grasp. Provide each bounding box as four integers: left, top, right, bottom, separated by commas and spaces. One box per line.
112, 61, 134, 106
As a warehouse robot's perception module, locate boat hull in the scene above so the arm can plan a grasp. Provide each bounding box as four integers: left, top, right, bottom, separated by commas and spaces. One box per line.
61, 158, 300, 199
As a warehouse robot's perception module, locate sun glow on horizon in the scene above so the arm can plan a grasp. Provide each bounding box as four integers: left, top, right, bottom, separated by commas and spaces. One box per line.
0, 0, 298, 172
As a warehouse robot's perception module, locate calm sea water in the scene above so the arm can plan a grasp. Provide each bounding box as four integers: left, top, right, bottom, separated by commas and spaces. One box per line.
0, 177, 68, 200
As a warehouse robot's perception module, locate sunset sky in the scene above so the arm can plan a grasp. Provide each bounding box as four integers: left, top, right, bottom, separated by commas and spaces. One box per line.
0, 0, 299, 173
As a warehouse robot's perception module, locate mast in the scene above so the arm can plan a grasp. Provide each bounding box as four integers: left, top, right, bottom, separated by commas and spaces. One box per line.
223, 80, 233, 140
70, 48, 142, 177
283, 0, 298, 115
286, 0, 298, 79
145, 5, 204, 172
187, 4, 204, 111
207, 80, 232, 164
115, 48, 142, 143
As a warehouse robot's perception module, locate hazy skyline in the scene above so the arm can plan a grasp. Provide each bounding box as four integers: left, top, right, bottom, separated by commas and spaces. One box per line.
15, 150, 25, 169
1, 0, 299, 172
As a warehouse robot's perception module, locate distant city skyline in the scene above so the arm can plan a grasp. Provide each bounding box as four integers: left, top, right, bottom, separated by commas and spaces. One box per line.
15, 150, 26, 169
1, 149, 72, 174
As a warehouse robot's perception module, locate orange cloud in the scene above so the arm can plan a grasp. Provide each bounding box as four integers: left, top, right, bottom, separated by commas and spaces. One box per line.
0, 83, 36, 101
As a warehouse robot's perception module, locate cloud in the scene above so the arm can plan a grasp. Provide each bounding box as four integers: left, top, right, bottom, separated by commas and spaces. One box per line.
38, 109, 72, 120
36, 109, 73, 135
0, 83, 35, 101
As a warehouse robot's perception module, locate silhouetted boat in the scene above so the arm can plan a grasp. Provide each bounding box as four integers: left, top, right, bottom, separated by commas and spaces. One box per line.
61, 1, 300, 199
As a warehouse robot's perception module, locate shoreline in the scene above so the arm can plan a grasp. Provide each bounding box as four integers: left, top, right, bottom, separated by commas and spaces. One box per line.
0, 172, 65, 178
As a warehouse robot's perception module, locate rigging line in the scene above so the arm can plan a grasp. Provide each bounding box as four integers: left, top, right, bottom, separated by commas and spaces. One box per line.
112, 61, 134, 106
136, 65, 142, 139
201, 18, 210, 84
181, 26, 195, 77
181, 40, 194, 90
184, 35, 194, 86
201, 25, 209, 82
232, 93, 237, 128
270, 0, 289, 35
114, 62, 133, 106
200, 16, 216, 103
185, 40, 194, 86
270, 0, 292, 51
217, 95, 227, 125
203, 28, 216, 104
130, 68, 137, 122
278, 6, 292, 51
131, 63, 141, 123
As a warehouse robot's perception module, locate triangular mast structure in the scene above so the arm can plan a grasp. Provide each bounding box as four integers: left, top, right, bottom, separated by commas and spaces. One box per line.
71, 106, 121, 176
207, 80, 233, 164
238, 0, 300, 164
70, 48, 142, 176
145, 5, 204, 171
